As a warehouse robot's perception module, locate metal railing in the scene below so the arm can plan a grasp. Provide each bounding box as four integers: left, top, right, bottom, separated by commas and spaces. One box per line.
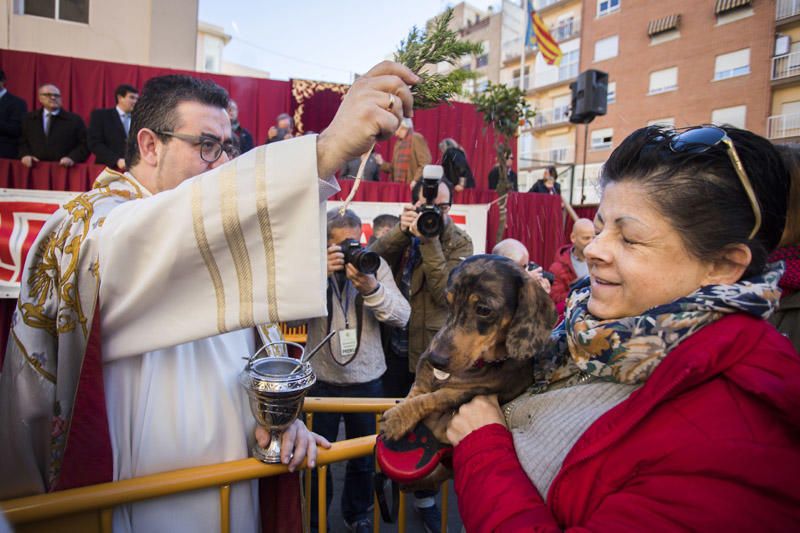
777, 0, 800, 20
522, 147, 575, 165
768, 112, 800, 139
533, 61, 579, 89
551, 18, 580, 42
507, 76, 532, 90
533, 106, 571, 129
772, 51, 800, 80
0, 397, 448, 533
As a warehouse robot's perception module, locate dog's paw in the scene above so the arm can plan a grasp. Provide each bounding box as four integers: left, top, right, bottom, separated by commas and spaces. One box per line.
380, 407, 416, 441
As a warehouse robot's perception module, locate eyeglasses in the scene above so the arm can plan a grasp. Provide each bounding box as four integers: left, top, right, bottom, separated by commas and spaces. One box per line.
39, 93, 61, 99
153, 130, 239, 163
668, 126, 761, 240
435, 202, 451, 210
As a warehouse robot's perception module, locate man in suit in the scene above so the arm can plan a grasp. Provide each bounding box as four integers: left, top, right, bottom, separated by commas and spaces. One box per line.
487, 151, 518, 191
0, 69, 28, 159
20, 83, 89, 168
88, 84, 138, 170
227, 100, 253, 154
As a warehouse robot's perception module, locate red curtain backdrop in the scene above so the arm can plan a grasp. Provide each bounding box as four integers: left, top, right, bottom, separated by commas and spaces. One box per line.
0, 49, 291, 151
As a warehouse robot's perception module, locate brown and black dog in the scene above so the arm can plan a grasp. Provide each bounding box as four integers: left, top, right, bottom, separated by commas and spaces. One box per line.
381, 254, 556, 449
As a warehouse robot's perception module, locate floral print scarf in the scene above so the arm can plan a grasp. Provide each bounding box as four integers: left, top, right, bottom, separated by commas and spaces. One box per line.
534, 263, 785, 386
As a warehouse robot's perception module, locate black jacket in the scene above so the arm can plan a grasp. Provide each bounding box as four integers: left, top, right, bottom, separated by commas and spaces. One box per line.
339, 154, 380, 181
233, 123, 254, 154
20, 108, 89, 163
88, 108, 127, 167
488, 165, 518, 192
0, 91, 27, 159
441, 147, 475, 188
528, 179, 561, 195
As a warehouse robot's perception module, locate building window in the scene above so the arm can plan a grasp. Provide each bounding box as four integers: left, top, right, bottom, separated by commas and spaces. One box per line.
714, 48, 750, 80
607, 81, 616, 104
559, 49, 579, 81
594, 35, 619, 62
647, 117, 675, 127
711, 105, 747, 129
591, 128, 614, 150
475, 76, 489, 93
476, 40, 490, 69
597, 0, 620, 17
648, 66, 678, 95
19, 0, 89, 23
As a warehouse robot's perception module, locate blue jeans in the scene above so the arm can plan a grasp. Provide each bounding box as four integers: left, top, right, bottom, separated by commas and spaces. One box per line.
309, 378, 382, 528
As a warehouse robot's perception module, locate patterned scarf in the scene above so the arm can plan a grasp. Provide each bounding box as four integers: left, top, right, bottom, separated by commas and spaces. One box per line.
768, 245, 800, 296
393, 134, 413, 183
534, 263, 785, 386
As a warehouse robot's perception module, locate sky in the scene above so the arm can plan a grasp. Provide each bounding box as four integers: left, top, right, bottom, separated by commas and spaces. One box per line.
198, 0, 500, 84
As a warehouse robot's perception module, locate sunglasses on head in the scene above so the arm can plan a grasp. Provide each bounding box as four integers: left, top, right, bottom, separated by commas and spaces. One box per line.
667, 126, 761, 240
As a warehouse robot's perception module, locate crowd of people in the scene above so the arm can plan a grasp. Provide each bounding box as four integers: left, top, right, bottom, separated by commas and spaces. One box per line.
0, 57, 798, 533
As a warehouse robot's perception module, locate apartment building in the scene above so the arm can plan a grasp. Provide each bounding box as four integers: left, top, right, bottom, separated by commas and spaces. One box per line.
500, 0, 584, 196
574, 0, 775, 204
769, 0, 800, 142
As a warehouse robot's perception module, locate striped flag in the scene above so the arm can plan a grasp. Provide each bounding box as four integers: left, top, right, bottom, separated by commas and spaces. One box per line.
526, 0, 563, 66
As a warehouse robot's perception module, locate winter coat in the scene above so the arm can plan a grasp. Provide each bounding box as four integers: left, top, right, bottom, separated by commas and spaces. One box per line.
548, 244, 577, 307
453, 314, 800, 532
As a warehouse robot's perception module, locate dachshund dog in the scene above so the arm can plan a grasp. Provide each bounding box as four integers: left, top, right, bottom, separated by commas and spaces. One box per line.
381, 254, 556, 449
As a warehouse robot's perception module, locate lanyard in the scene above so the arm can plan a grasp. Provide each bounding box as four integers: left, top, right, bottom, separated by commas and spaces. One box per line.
326, 277, 364, 366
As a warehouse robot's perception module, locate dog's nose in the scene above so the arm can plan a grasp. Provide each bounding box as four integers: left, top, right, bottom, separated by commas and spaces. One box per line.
427, 351, 449, 371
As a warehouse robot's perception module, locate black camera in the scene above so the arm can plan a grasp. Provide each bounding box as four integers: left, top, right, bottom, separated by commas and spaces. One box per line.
528, 262, 556, 284
415, 165, 445, 238
339, 238, 380, 275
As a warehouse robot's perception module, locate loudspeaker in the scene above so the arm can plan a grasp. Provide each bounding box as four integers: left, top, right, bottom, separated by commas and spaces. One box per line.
569, 70, 608, 124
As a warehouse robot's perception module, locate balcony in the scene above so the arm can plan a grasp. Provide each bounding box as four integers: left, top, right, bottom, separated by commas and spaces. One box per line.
502, 37, 536, 64
551, 18, 581, 42
532, 61, 579, 89
507, 76, 532, 90
532, 106, 571, 129
772, 51, 800, 81
768, 112, 800, 139
520, 146, 575, 167
776, 0, 800, 21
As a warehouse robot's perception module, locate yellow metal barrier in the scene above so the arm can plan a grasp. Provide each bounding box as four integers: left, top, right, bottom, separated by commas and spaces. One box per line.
1, 397, 451, 533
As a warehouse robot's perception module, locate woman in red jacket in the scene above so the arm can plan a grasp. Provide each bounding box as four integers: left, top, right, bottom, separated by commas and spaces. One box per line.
447, 125, 800, 532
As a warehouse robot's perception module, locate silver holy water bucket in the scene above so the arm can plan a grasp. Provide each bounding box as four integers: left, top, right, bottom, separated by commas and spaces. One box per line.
239, 342, 316, 463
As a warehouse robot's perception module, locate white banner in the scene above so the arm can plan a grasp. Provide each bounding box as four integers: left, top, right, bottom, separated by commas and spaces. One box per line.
328, 201, 490, 254
1, 188, 79, 298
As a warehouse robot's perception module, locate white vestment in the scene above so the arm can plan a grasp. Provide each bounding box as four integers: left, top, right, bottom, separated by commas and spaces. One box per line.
95, 136, 336, 532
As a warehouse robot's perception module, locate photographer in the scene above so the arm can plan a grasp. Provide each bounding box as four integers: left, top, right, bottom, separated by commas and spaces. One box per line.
307, 209, 410, 533
369, 172, 473, 532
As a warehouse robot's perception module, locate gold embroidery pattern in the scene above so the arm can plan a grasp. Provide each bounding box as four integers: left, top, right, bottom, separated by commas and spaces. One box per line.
291, 79, 348, 134
255, 150, 279, 323
11, 328, 55, 383
191, 179, 227, 333
220, 163, 254, 328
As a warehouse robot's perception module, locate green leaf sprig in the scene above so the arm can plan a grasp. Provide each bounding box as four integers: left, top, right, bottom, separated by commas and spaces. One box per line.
394, 9, 484, 109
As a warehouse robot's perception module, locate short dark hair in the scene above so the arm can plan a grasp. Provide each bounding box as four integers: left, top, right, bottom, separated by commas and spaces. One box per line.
125, 75, 229, 168
115, 84, 138, 102
372, 214, 399, 232
601, 125, 789, 278
412, 179, 453, 205
545, 166, 557, 179
327, 208, 362, 239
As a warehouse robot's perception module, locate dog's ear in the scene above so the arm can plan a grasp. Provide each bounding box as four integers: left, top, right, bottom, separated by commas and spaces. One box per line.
506, 276, 557, 359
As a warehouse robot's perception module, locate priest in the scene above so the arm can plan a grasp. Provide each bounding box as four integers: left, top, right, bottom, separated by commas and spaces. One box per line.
0, 61, 417, 533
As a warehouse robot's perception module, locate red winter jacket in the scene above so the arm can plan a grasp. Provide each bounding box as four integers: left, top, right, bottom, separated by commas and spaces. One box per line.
548, 245, 577, 312
453, 314, 800, 532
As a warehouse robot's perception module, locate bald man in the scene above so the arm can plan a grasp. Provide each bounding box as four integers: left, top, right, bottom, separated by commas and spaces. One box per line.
492, 238, 551, 293
548, 218, 594, 307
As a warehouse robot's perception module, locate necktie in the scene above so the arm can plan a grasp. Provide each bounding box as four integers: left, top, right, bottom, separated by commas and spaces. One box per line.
44, 112, 52, 137
122, 113, 130, 136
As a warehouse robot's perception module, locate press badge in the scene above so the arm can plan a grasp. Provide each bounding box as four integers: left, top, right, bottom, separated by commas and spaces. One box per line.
339, 328, 358, 358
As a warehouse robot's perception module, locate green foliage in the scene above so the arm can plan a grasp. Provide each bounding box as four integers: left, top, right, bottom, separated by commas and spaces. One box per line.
472, 82, 535, 140
395, 9, 484, 109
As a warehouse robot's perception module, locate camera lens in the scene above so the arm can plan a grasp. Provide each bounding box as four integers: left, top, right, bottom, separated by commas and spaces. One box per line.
417, 210, 442, 238
353, 250, 380, 275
